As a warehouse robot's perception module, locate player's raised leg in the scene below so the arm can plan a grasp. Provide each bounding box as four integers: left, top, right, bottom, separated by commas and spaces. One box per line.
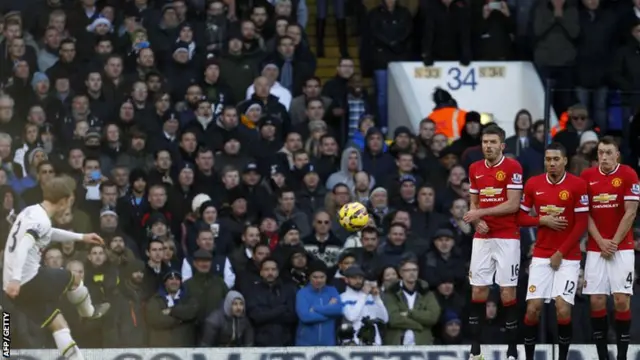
65, 260, 110, 319
468, 239, 494, 360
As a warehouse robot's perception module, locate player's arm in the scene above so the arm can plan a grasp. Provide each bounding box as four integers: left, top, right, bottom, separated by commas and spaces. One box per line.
612, 200, 638, 245
557, 185, 589, 256
50, 228, 83, 242
587, 215, 606, 244
517, 180, 539, 227
475, 166, 524, 217
479, 189, 522, 217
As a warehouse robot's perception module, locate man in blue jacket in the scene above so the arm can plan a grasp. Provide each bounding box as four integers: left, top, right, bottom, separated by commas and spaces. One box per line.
295, 261, 344, 345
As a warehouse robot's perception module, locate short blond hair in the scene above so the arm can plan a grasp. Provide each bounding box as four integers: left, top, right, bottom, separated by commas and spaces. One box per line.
42, 175, 76, 203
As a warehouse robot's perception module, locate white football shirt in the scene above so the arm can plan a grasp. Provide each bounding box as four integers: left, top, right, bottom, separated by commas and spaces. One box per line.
3, 205, 53, 288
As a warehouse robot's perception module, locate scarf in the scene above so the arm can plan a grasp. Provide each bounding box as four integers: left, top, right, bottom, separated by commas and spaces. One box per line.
240, 115, 257, 129
165, 289, 182, 308
280, 57, 294, 92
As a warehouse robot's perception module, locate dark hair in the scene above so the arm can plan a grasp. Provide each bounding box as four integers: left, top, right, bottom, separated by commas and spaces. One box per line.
147, 238, 164, 250
361, 226, 378, 237
253, 243, 270, 254
37, 160, 55, 173
305, 97, 323, 108
154, 149, 171, 160
99, 180, 116, 192
396, 151, 413, 160
545, 142, 567, 157
259, 257, 279, 270
389, 221, 407, 232
278, 187, 295, 198
82, 156, 100, 167
222, 104, 237, 115
398, 255, 419, 270
243, 224, 260, 234
60, 38, 76, 49
598, 135, 619, 150
197, 147, 213, 156
278, 35, 294, 46
304, 77, 322, 87
481, 124, 506, 142
94, 36, 111, 46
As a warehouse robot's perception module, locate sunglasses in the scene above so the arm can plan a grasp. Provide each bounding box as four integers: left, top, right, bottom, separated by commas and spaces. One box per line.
571, 115, 587, 121
316, 220, 330, 224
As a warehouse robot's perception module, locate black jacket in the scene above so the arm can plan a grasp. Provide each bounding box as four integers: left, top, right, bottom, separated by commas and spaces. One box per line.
245, 279, 298, 346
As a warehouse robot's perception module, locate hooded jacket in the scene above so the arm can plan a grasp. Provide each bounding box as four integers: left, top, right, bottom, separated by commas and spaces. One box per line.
201, 291, 254, 346
326, 147, 376, 192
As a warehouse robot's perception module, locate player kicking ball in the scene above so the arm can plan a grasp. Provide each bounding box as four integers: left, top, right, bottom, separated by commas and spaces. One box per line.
518, 143, 589, 360
463, 125, 523, 360
3, 175, 110, 360
580, 136, 639, 360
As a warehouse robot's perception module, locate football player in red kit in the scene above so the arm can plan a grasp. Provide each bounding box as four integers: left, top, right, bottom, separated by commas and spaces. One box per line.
518, 143, 589, 360
463, 125, 523, 360
580, 136, 639, 360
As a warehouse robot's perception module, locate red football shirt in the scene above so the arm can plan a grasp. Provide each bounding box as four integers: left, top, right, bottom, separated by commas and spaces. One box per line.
520, 172, 588, 260
581, 164, 640, 252
469, 156, 523, 239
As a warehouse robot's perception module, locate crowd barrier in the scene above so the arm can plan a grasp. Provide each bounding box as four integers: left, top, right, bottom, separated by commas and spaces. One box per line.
8, 345, 640, 360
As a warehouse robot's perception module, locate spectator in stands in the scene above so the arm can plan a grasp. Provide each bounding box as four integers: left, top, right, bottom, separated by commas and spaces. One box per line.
574, 0, 617, 133
290, 77, 333, 126
419, 0, 471, 66
473, 0, 514, 60
245, 257, 298, 346
427, 89, 467, 141
611, 20, 640, 117
505, 109, 532, 157
295, 261, 344, 345
183, 249, 229, 335
518, 119, 545, 180
146, 270, 199, 347
340, 265, 389, 345
553, 103, 592, 159
367, 0, 413, 130
533, 0, 580, 115
382, 257, 441, 345
201, 290, 254, 346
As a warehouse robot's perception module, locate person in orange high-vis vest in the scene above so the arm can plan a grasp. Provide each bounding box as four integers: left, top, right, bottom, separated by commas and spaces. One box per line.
428, 106, 468, 140
550, 111, 569, 137
428, 88, 468, 140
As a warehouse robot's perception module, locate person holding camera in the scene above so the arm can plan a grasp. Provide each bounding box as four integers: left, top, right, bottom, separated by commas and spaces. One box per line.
340, 265, 388, 345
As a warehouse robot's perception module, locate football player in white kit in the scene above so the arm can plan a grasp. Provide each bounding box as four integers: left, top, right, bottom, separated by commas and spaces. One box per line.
3, 175, 110, 360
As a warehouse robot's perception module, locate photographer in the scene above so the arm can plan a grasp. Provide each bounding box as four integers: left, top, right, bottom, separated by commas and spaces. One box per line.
340, 265, 389, 345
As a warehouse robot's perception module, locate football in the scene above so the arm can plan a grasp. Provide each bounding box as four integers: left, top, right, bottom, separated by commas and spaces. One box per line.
338, 202, 370, 232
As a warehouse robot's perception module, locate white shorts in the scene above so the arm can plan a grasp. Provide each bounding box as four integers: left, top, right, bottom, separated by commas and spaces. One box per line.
526, 257, 581, 305
583, 250, 635, 295
469, 238, 520, 287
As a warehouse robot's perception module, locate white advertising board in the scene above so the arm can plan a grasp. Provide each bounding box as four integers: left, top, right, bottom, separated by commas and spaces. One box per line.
8, 345, 640, 360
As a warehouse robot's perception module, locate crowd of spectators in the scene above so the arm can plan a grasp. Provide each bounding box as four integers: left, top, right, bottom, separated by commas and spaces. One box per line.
0, 0, 640, 350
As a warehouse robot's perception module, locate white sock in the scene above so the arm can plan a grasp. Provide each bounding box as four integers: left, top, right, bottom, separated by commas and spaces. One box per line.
52, 328, 84, 360
65, 281, 95, 318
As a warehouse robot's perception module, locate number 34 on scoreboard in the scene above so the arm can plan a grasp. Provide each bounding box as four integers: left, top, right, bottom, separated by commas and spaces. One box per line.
414, 65, 506, 92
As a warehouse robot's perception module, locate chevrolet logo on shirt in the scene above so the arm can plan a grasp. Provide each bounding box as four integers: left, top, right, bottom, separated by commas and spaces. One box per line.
480, 187, 503, 197
592, 193, 617, 203
540, 205, 565, 216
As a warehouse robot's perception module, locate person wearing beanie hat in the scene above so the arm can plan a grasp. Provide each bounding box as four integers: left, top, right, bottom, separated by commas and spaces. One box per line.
449, 111, 482, 157
393, 126, 413, 152
578, 130, 598, 151
295, 259, 343, 346
200, 290, 253, 346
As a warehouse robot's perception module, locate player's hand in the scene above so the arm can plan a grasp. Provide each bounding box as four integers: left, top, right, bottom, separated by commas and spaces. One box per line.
5, 280, 21, 298
476, 220, 490, 234
540, 215, 568, 231
598, 239, 617, 259
550, 251, 563, 271
82, 233, 104, 245
463, 209, 484, 223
